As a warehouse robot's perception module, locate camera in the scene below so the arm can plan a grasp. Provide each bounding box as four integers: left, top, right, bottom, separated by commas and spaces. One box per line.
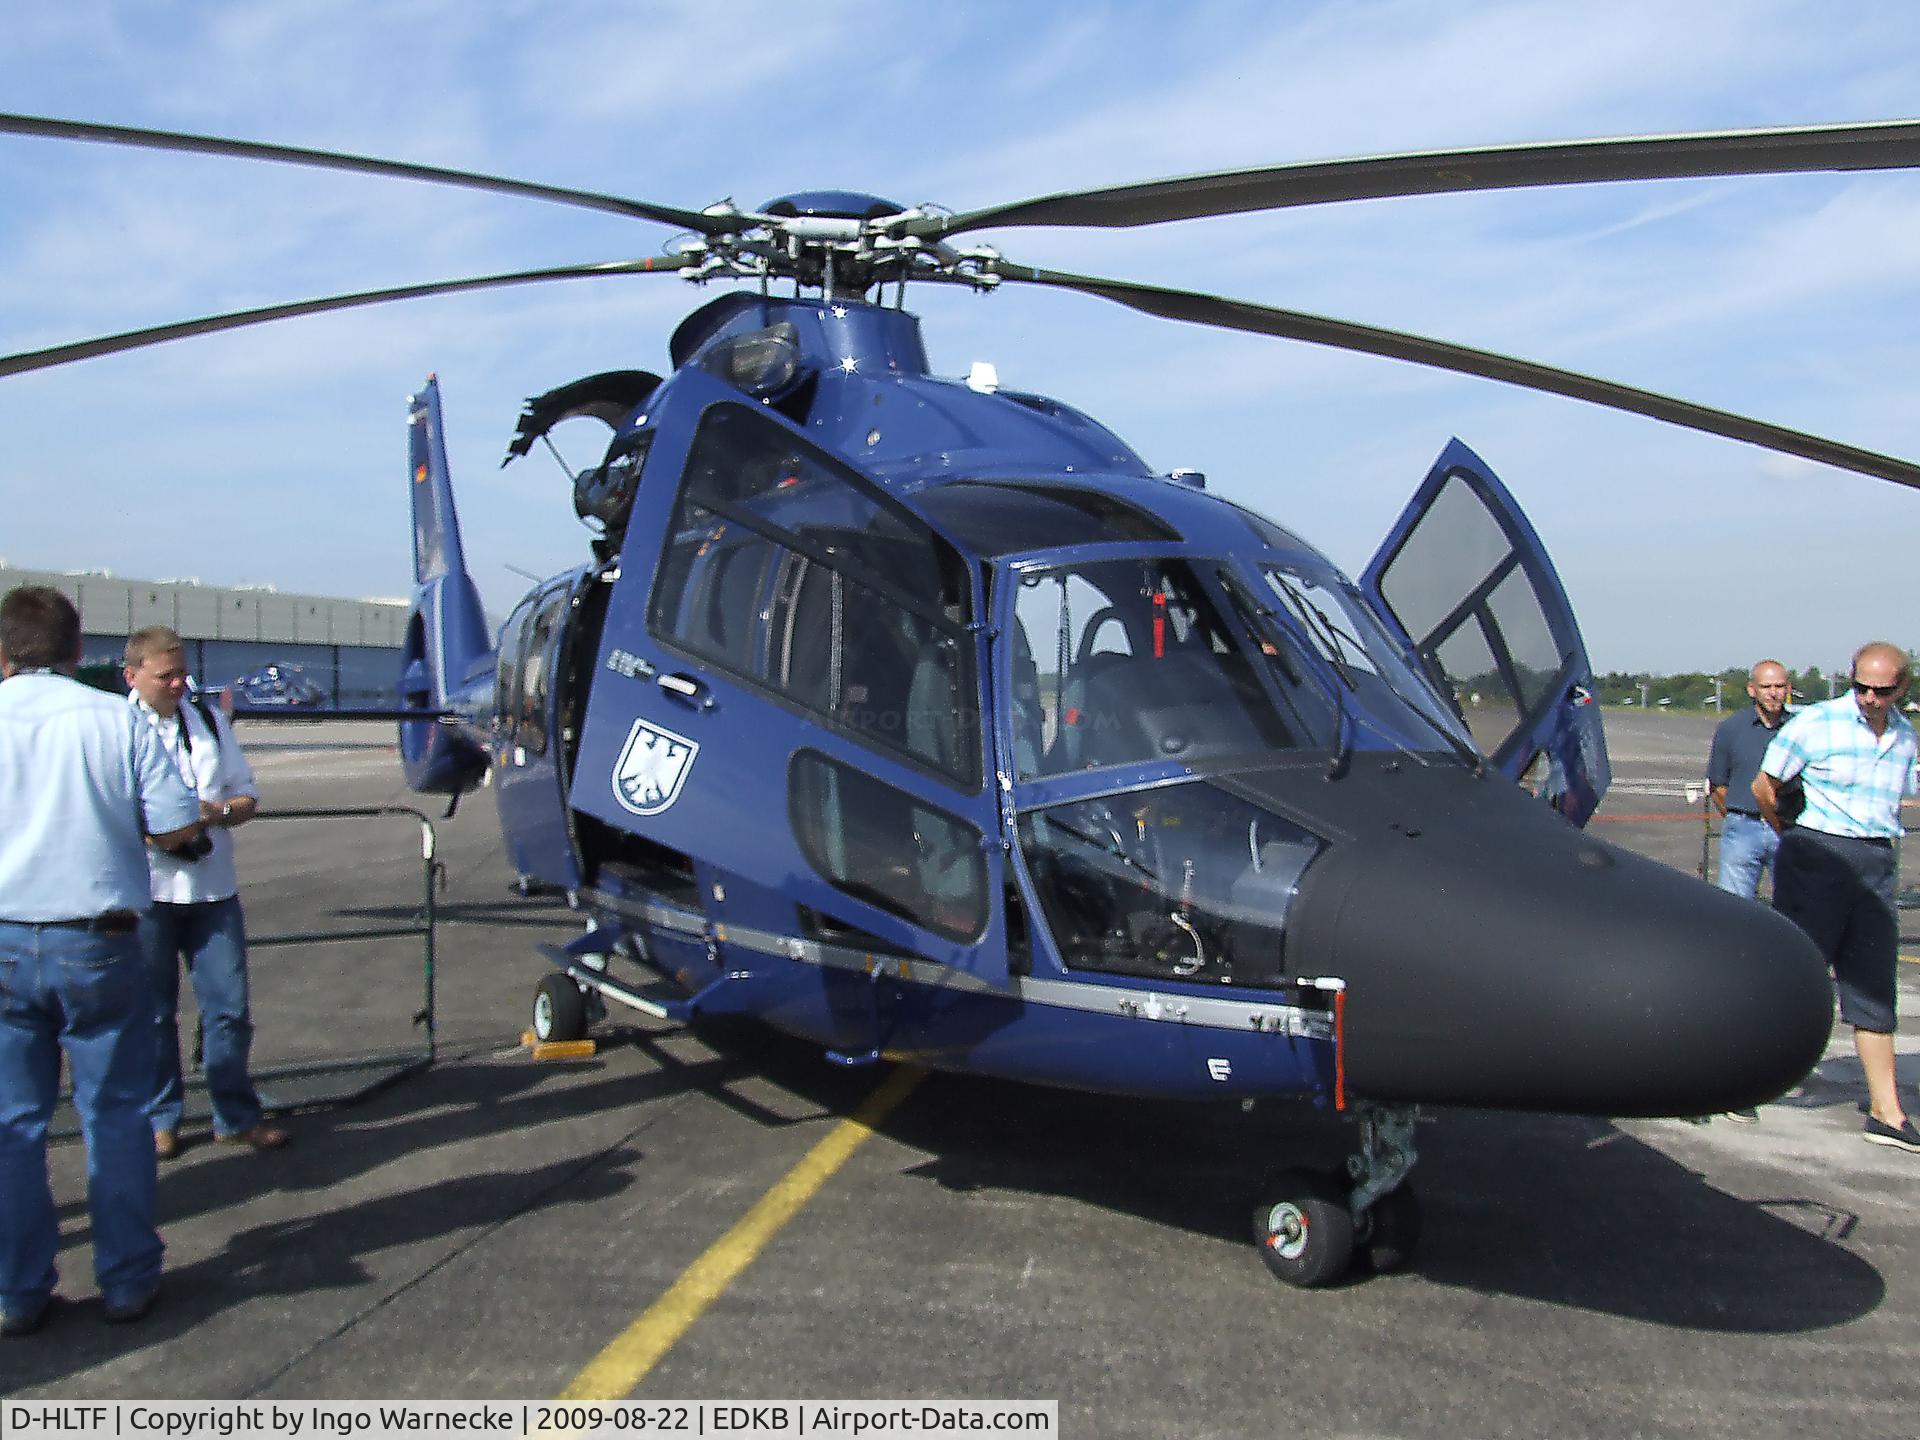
164, 832, 214, 862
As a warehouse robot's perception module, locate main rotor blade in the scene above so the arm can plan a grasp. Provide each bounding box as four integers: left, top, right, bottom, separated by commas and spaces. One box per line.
0, 257, 694, 377
0, 112, 731, 235
985, 260, 1920, 492
930, 120, 1920, 236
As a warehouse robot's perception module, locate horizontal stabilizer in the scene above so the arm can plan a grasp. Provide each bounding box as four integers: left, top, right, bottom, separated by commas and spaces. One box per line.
231, 706, 459, 723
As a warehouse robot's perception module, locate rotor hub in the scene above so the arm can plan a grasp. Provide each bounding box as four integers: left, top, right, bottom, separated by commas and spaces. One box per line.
669, 191, 995, 302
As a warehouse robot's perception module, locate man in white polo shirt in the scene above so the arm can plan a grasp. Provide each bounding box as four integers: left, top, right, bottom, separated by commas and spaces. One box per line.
124, 627, 288, 1158
1754, 641, 1919, 1152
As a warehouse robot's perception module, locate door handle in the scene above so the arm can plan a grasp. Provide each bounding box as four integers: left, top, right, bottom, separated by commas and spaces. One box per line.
657, 672, 714, 710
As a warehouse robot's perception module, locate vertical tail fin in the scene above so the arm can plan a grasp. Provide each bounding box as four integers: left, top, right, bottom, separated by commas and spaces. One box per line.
408, 375, 472, 585
399, 376, 492, 794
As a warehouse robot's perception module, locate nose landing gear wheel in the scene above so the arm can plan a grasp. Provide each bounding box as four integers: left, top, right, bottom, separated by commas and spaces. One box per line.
1252, 1169, 1353, 1288
533, 972, 588, 1043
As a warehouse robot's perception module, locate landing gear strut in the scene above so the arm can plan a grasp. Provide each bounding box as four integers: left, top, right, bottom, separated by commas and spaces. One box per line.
1252, 1103, 1420, 1287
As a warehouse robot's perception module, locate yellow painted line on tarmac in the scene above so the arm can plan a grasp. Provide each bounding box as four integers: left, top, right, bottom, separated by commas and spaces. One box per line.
558, 1063, 926, 1400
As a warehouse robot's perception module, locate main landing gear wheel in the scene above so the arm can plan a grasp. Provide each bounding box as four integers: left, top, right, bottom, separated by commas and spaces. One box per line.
1353, 1183, 1421, 1274
1252, 1169, 1354, 1288
532, 972, 588, 1043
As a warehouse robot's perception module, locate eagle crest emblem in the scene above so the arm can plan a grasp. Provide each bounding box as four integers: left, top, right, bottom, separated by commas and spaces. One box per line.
611, 718, 700, 816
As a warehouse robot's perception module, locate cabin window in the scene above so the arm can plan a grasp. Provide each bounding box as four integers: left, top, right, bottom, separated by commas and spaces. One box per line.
789, 750, 987, 942
1017, 783, 1321, 988
517, 588, 570, 757
651, 404, 980, 786
494, 597, 537, 738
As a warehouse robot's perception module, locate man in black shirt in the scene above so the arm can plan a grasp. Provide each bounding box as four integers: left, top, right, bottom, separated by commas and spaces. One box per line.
1707, 659, 1793, 899
1700, 658, 1793, 1126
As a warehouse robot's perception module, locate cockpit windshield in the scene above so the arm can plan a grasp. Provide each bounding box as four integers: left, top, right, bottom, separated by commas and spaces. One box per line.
1259, 563, 1475, 754
1009, 557, 1335, 778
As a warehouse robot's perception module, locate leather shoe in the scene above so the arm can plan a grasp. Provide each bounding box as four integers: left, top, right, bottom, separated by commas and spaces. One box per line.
103, 1286, 157, 1324
220, 1122, 289, 1151
2, 1294, 55, 1337
153, 1129, 180, 1160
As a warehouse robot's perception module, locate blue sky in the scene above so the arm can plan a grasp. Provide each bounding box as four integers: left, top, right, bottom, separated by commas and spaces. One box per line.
2, 0, 1917, 673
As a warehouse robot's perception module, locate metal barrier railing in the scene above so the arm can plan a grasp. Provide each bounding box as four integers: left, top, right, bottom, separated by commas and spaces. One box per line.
51, 805, 442, 1139
1691, 798, 1915, 910
239, 805, 440, 1094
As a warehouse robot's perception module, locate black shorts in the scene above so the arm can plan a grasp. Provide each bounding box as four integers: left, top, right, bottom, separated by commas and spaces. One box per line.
1772, 828, 1899, 1032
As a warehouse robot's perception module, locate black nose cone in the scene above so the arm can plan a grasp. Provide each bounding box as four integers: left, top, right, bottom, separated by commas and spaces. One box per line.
1288, 781, 1832, 1117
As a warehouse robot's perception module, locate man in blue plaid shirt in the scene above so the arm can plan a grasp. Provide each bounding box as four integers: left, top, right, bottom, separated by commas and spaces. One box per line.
1754, 642, 1919, 1151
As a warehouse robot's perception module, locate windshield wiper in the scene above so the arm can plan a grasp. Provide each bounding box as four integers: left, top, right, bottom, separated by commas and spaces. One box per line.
1271, 585, 1361, 694
1215, 567, 1304, 686
1219, 567, 1351, 778
1220, 567, 1360, 777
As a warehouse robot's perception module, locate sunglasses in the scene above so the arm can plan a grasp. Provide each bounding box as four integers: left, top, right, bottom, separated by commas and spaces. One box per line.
1851, 678, 1902, 698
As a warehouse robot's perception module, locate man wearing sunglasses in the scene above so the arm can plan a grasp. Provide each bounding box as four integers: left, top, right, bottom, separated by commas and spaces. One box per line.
1753, 642, 1919, 1152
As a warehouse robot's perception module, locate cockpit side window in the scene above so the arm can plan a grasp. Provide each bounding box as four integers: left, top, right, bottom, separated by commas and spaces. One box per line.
1017, 782, 1324, 988
1011, 558, 1296, 778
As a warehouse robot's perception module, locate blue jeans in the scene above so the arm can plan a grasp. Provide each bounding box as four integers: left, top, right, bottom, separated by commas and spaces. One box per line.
0, 920, 164, 1316
1717, 812, 1781, 899
142, 897, 263, 1137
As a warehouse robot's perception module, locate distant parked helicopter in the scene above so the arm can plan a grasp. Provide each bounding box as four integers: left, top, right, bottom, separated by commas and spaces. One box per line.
8, 112, 1919, 1285
228, 662, 326, 710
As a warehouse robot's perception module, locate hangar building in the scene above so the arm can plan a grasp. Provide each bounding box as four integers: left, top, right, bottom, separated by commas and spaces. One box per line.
0, 563, 409, 705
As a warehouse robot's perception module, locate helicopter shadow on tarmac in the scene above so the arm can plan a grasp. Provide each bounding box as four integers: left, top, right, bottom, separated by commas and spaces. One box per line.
4, 1146, 643, 1396
876, 1066, 1884, 1333
9, 1023, 882, 1395
51, 1021, 850, 1240
6, 1021, 1883, 1396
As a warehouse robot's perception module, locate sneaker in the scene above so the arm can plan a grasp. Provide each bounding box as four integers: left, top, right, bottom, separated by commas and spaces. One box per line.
2, 1295, 55, 1338
1721, 1108, 1759, 1124
1862, 1115, 1920, 1153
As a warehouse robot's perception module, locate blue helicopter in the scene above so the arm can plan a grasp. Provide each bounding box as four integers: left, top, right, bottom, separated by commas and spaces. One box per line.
9, 113, 1920, 1287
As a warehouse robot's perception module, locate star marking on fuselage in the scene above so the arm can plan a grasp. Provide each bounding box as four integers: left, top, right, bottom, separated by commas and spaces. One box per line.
839, 355, 859, 375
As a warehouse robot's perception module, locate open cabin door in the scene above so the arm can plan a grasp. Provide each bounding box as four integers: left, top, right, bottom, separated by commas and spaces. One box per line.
569, 372, 1009, 985
1360, 439, 1610, 825
492, 573, 586, 889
